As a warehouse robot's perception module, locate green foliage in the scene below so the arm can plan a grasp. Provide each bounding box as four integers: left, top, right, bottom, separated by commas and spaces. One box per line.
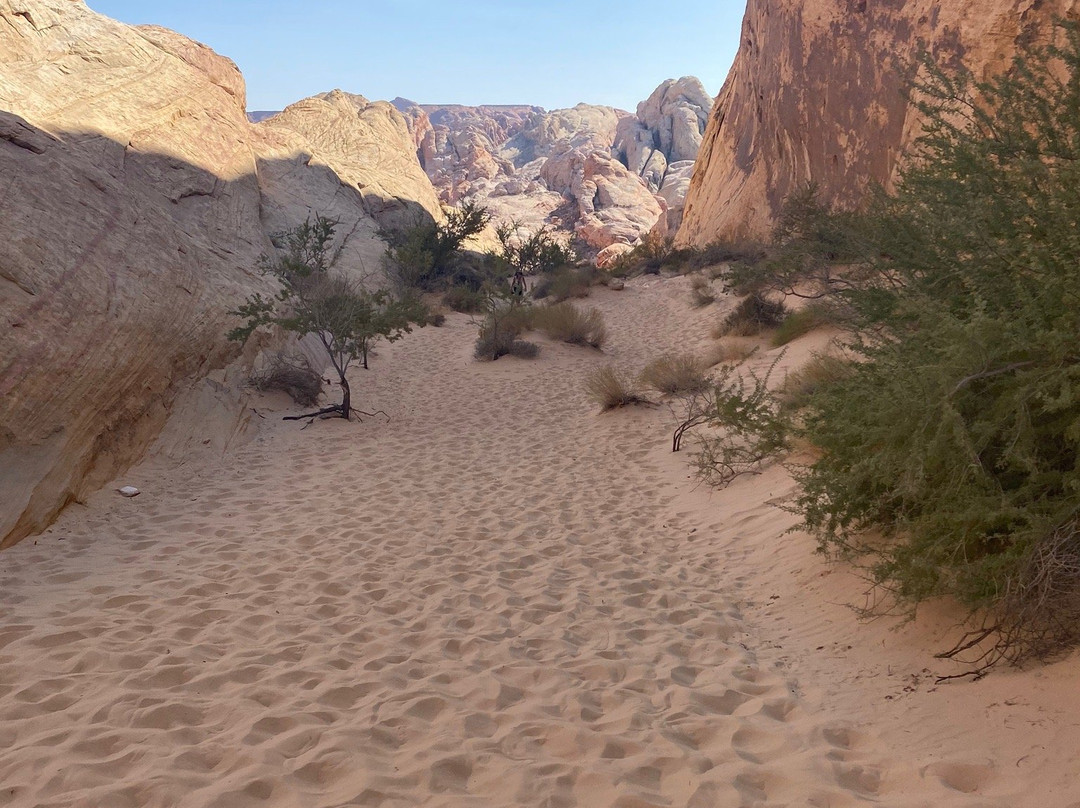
494, 220, 576, 276
384, 200, 491, 292
672, 355, 790, 485
229, 216, 424, 419
771, 302, 834, 346
790, 23, 1080, 664
442, 285, 488, 314
532, 302, 607, 348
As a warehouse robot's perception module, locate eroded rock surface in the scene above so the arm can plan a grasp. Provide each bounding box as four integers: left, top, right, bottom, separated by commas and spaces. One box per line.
0, 0, 441, 548
677, 0, 1080, 245
398, 80, 711, 253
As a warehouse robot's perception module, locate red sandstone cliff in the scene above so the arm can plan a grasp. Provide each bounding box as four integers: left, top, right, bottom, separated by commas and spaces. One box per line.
677, 0, 1080, 245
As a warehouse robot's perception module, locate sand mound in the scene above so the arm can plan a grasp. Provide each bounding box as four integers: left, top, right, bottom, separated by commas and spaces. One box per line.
2, 276, 1078, 807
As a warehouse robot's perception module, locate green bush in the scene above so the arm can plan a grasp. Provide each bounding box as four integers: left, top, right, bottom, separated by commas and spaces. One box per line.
532, 302, 606, 348
771, 302, 833, 346
383, 201, 491, 292
790, 24, 1080, 666
442, 285, 488, 314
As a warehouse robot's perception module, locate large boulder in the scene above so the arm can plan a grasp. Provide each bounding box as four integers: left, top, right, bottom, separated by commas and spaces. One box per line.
677, 0, 1080, 245
0, 0, 441, 549
540, 148, 664, 250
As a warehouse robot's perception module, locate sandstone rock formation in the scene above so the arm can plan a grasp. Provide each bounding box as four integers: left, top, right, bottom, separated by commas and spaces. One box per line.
398, 83, 712, 254
677, 0, 1080, 245
0, 0, 442, 549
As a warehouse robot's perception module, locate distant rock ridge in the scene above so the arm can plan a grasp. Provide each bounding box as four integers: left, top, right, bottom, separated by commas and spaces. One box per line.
677, 0, 1080, 245
0, 1, 443, 549
394, 79, 713, 253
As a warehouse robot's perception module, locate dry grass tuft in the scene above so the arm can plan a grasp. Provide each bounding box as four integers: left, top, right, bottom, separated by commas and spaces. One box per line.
689, 274, 717, 307
533, 302, 607, 348
705, 339, 758, 367
585, 366, 648, 411
640, 354, 710, 395
250, 353, 324, 406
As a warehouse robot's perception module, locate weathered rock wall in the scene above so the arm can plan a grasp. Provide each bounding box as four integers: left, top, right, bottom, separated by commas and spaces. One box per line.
0, 0, 442, 549
678, 0, 1080, 245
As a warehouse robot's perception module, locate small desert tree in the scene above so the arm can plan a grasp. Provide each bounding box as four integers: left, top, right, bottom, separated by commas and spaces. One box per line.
229, 216, 423, 420
384, 200, 491, 291
493, 219, 576, 276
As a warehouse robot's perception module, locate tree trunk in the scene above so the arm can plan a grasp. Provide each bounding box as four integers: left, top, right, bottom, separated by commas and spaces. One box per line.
339, 374, 351, 420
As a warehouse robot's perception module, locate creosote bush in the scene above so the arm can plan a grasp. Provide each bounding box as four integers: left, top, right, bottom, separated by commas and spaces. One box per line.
532, 302, 607, 348
586, 366, 648, 411
714, 293, 787, 338
640, 354, 709, 395
532, 266, 598, 301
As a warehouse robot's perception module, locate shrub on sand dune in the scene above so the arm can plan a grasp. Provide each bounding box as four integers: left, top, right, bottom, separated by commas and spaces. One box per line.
714, 292, 787, 338
639, 354, 709, 395
533, 302, 607, 348
586, 366, 648, 411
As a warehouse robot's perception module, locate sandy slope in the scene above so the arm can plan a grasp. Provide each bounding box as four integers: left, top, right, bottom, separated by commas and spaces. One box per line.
2, 276, 1079, 808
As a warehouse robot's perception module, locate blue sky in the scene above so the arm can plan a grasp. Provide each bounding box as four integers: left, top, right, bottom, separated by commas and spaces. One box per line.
85, 1, 746, 112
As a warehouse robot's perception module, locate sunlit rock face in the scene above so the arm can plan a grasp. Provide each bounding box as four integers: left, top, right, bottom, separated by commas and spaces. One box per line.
397, 79, 712, 252
0, 1, 442, 549
677, 0, 1080, 246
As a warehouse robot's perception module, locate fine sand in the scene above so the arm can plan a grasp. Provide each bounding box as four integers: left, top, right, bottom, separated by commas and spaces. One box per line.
2, 275, 1080, 807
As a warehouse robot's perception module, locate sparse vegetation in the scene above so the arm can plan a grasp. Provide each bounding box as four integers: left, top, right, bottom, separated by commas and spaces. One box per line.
383, 200, 491, 292
532, 266, 599, 301
771, 302, 834, 346
689, 274, 717, 307
532, 302, 607, 348
586, 366, 648, 411
705, 339, 757, 368
229, 216, 424, 420
714, 293, 787, 338
442, 285, 488, 314
640, 354, 709, 396
248, 352, 324, 407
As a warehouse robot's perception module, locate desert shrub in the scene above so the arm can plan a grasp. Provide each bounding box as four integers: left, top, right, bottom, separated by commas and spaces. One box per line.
585, 366, 648, 411
494, 220, 576, 275
777, 353, 852, 410
771, 302, 834, 346
442, 285, 488, 314
689, 274, 717, 307
249, 353, 324, 407
670, 356, 790, 485
532, 266, 597, 301
705, 339, 757, 368
533, 302, 606, 348
424, 309, 447, 327
714, 293, 787, 337
383, 201, 491, 292
474, 305, 539, 361
230, 217, 424, 420
640, 354, 710, 395
789, 24, 1080, 668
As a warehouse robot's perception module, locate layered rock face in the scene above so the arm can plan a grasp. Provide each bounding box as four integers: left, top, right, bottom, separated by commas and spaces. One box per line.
399, 82, 711, 253
0, 0, 441, 549
678, 0, 1080, 245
